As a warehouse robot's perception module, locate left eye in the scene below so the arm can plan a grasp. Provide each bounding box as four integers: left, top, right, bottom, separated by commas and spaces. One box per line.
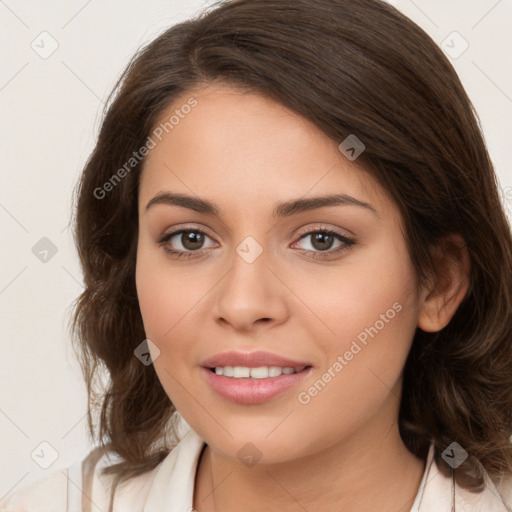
293, 230, 354, 253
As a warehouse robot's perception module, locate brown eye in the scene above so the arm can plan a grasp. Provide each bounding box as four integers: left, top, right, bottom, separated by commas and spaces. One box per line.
158, 228, 216, 257
310, 232, 335, 251
180, 230, 205, 251
293, 228, 356, 259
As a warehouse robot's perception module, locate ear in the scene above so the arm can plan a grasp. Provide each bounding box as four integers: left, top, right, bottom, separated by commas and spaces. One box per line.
418, 234, 470, 333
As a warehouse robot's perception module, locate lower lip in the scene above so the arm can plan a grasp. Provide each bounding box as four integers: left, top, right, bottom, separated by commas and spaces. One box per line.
201, 367, 313, 404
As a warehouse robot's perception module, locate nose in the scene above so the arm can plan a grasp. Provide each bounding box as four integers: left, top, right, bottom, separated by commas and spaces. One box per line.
212, 242, 289, 333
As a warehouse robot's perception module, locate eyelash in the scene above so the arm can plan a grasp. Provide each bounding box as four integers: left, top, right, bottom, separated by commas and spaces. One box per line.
157, 227, 356, 260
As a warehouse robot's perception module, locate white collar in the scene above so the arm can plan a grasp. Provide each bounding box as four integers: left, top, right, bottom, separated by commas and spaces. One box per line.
143, 426, 205, 511
108, 419, 512, 512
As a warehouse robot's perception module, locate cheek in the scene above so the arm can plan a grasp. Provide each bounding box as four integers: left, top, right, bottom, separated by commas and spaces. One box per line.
135, 246, 169, 338
289, 270, 419, 457
135, 242, 204, 340
293, 257, 418, 351
135, 247, 198, 407
290, 240, 420, 400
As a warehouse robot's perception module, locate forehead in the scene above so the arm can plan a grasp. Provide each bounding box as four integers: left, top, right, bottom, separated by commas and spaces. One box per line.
138, 84, 393, 219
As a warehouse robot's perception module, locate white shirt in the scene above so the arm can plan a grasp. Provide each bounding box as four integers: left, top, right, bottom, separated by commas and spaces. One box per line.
2, 413, 512, 511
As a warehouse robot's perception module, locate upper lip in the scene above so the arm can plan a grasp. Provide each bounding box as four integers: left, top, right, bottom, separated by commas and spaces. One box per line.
201, 350, 311, 369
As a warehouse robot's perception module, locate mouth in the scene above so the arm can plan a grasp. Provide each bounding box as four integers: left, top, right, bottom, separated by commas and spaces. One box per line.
207, 365, 311, 378
201, 364, 313, 404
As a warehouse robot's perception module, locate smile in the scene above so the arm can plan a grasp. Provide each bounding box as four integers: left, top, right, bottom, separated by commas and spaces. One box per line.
202, 365, 313, 404
211, 365, 307, 378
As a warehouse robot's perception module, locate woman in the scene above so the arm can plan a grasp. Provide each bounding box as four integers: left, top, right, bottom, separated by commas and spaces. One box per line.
2, 0, 512, 510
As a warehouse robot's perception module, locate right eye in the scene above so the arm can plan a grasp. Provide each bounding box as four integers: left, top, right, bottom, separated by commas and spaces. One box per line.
158, 229, 218, 259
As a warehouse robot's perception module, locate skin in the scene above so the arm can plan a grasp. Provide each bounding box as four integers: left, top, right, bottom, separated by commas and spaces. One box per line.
135, 84, 469, 511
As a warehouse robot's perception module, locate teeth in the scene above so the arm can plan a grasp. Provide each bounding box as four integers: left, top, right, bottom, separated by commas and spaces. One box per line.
249, 366, 270, 379
233, 366, 250, 378
213, 365, 306, 379
268, 366, 283, 377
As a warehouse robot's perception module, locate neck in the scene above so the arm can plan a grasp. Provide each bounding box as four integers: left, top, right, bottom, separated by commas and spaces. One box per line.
193, 417, 426, 512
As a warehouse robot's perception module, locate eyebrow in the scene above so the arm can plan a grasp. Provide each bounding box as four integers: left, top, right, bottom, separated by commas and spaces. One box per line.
145, 192, 377, 218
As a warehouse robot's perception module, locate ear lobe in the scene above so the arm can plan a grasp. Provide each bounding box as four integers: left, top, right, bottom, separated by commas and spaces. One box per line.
418, 234, 470, 333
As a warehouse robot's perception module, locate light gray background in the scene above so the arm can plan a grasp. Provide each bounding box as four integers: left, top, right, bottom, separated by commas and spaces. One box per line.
1, 0, 511, 500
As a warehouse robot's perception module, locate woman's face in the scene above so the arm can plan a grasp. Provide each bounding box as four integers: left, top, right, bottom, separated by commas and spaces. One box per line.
136, 84, 426, 464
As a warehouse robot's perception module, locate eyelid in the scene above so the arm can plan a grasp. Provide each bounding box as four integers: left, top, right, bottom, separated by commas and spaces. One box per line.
294, 223, 355, 240
157, 223, 219, 242
157, 223, 353, 244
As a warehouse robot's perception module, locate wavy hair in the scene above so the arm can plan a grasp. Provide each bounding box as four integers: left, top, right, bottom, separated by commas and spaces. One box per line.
71, 0, 512, 508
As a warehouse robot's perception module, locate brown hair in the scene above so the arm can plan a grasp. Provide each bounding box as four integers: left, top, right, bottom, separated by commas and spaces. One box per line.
71, 0, 512, 506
